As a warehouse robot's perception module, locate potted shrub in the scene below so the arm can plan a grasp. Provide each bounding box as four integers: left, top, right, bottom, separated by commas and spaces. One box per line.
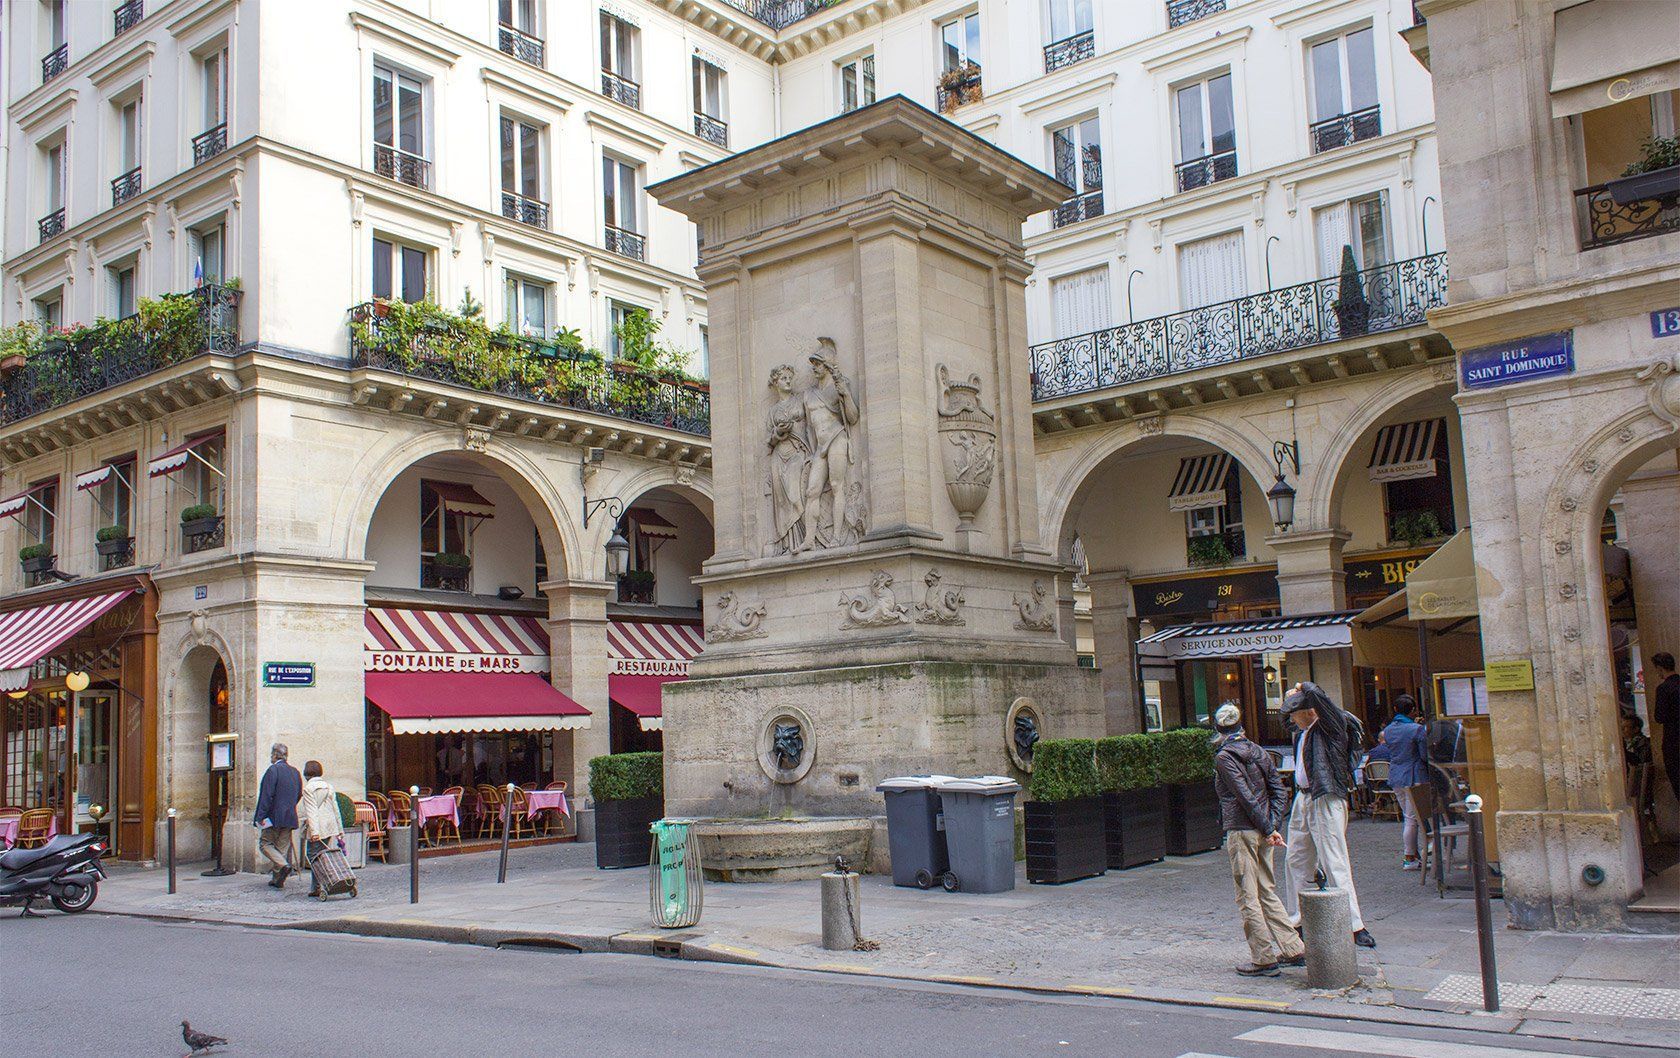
1159, 727, 1222, 856
336, 791, 367, 869
95, 524, 132, 557
1097, 734, 1168, 870
428, 550, 471, 591
1389, 509, 1443, 548
1332, 245, 1370, 337
180, 502, 220, 534
1607, 135, 1680, 206
18, 542, 54, 574
1023, 738, 1107, 884
1187, 534, 1234, 568
590, 750, 664, 869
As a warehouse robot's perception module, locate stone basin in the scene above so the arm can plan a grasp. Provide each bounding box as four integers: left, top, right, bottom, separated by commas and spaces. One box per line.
692, 816, 875, 882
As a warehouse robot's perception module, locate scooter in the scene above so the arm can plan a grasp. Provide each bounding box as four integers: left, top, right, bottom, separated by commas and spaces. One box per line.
0, 832, 107, 915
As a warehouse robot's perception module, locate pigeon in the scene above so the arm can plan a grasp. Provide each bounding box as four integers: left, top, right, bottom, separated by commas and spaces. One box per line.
182, 1021, 227, 1056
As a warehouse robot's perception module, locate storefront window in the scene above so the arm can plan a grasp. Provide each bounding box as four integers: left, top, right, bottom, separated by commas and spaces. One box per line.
4, 691, 68, 812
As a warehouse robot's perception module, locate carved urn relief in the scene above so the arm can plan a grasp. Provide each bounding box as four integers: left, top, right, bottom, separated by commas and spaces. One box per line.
936, 364, 997, 538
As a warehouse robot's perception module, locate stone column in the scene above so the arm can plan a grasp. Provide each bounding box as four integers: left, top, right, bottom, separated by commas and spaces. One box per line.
1268, 528, 1356, 711
543, 579, 613, 794
1618, 461, 1680, 835
1083, 570, 1143, 735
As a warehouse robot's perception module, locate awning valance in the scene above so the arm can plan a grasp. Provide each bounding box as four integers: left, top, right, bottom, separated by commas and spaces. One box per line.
427, 480, 496, 519
74, 466, 114, 492
148, 433, 221, 478
1138, 612, 1355, 658
0, 481, 53, 521
0, 589, 135, 691
1550, 0, 1680, 118
608, 619, 704, 676
1168, 453, 1232, 512
630, 507, 679, 539
365, 670, 590, 734
609, 673, 681, 732
364, 607, 550, 672
1405, 529, 1478, 621
1368, 418, 1442, 482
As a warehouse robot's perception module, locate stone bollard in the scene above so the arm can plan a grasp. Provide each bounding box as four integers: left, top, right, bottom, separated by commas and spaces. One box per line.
821, 870, 861, 951
387, 825, 413, 865
1299, 887, 1357, 989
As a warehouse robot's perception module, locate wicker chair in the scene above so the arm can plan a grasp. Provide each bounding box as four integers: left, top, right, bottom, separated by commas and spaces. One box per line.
507, 786, 535, 840
367, 790, 391, 824
16, 809, 54, 849
539, 781, 570, 836
432, 788, 464, 845
1363, 760, 1400, 820
354, 801, 388, 863
475, 784, 503, 840
387, 790, 413, 829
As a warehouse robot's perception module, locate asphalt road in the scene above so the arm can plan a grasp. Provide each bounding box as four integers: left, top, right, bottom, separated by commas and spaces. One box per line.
0, 914, 1666, 1058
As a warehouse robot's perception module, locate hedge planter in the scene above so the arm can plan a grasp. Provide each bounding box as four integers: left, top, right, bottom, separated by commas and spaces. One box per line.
1024, 797, 1106, 884
94, 535, 132, 556
1167, 780, 1223, 856
594, 795, 663, 869
1103, 785, 1168, 869
1607, 163, 1680, 206
20, 554, 56, 575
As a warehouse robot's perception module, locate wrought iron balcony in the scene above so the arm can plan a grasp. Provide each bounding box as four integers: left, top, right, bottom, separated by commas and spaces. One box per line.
617, 573, 657, 606
1044, 30, 1095, 73
1028, 253, 1448, 402
936, 64, 983, 113
694, 112, 728, 148
1187, 529, 1245, 569
1574, 178, 1680, 249
501, 191, 551, 230
193, 123, 227, 165
1309, 106, 1382, 154
373, 144, 430, 190
1052, 190, 1104, 229
114, 0, 144, 35
182, 515, 226, 555
112, 167, 144, 207
1174, 150, 1238, 193
42, 44, 69, 84
1167, 0, 1225, 28
605, 224, 646, 261
498, 23, 545, 67
0, 284, 242, 427
38, 209, 66, 244
422, 556, 470, 592
97, 535, 136, 572
718, 0, 834, 30
347, 302, 711, 436
602, 70, 642, 110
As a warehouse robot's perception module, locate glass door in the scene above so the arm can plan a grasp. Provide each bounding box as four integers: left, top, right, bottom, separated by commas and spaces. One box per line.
72, 690, 116, 844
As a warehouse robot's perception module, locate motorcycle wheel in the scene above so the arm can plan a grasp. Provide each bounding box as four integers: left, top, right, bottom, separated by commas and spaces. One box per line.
51, 878, 98, 914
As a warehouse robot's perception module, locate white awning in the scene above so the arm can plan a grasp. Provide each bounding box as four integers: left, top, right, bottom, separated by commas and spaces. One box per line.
1138, 612, 1355, 659
0, 482, 52, 522
1550, 0, 1680, 118
1168, 453, 1232, 512
74, 466, 113, 492
148, 433, 222, 478
1368, 419, 1442, 482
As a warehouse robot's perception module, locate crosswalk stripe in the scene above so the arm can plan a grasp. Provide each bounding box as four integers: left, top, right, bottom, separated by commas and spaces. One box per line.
1173, 1053, 1241, 1058
1236, 1025, 1598, 1058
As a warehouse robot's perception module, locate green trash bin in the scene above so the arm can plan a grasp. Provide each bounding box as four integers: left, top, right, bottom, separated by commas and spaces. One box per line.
649, 819, 704, 928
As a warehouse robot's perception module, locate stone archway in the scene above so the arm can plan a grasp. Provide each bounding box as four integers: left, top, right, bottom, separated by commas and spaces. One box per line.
163, 641, 235, 862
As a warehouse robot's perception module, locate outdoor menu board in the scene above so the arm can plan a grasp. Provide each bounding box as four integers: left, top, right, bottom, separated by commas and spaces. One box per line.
1440, 673, 1489, 716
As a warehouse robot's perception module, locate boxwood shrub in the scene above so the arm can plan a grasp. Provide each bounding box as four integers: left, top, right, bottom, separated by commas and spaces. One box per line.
1096, 733, 1160, 792
96, 524, 130, 542
17, 542, 51, 561
1027, 738, 1101, 803
589, 751, 664, 803
1156, 727, 1216, 786
180, 502, 218, 523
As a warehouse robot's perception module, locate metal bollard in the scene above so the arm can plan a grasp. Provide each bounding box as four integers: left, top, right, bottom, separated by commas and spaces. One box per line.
1299, 886, 1357, 989
409, 785, 420, 904
1466, 795, 1500, 1012
498, 782, 514, 884
166, 808, 177, 895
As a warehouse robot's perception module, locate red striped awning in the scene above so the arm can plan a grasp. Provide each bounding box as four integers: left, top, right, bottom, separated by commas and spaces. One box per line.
609, 673, 680, 732
630, 507, 679, 539
0, 590, 135, 691
607, 619, 704, 677
0, 481, 53, 521
148, 433, 221, 478
364, 607, 550, 673
365, 670, 589, 734
427, 480, 496, 519
74, 466, 114, 492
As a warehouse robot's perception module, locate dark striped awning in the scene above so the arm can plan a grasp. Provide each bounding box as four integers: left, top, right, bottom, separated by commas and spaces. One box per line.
1368, 419, 1441, 482
1138, 612, 1356, 658
1168, 453, 1232, 512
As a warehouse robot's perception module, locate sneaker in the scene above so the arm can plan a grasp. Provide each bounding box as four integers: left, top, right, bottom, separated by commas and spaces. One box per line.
1279, 954, 1306, 967
1353, 928, 1376, 948
1236, 963, 1281, 977
1402, 860, 1421, 872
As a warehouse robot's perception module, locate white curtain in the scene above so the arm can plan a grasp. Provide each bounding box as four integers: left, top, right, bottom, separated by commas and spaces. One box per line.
1177, 231, 1246, 309
1051, 267, 1112, 338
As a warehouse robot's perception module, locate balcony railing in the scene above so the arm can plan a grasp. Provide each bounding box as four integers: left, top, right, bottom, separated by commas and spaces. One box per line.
602, 70, 641, 110
1, 284, 243, 427
1310, 106, 1382, 154
1167, 0, 1225, 28
38, 209, 66, 244
182, 515, 226, 555
617, 573, 657, 606
1175, 150, 1238, 193
1028, 252, 1448, 402
193, 123, 228, 165
114, 0, 144, 35
605, 224, 646, 261
501, 191, 550, 230
1052, 190, 1104, 229
719, 0, 833, 30
694, 112, 728, 148
97, 535, 136, 572
1044, 30, 1095, 73
373, 144, 430, 190
112, 167, 144, 207
422, 556, 470, 592
498, 23, 545, 67
347, 302, 711, 436
1574, 178, 1680, 249
42, 44, 69, 84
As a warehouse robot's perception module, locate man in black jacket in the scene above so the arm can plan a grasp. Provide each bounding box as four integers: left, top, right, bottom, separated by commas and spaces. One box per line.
1212, 703, 1305, 977
253, 742, 303, 889
1653, 653, 1680, 804
1281, 682, 1375, 948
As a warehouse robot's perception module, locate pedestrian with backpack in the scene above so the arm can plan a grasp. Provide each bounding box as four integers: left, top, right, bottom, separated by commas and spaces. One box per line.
1281, 681, 1376, 949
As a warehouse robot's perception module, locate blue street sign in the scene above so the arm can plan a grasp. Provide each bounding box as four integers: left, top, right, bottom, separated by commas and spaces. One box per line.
1653, 307, 1680, 339
1460, 331, 1575, 390
263, 662, 315, 688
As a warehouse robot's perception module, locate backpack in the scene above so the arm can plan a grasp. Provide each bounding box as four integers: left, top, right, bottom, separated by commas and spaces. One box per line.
1343, 712, 1366, 780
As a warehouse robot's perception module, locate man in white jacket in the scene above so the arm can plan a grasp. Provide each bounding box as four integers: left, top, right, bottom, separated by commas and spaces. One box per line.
298, 760, 345, 899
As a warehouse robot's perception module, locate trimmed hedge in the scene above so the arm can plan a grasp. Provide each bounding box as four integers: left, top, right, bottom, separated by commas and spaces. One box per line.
335, 791, 357, 830
589, 751, 664, 803
180, 502, 218, 523
1027, 738, 1102, 803
1156, 727, 1216, 785
1097, 734, 1160, 792
96, 524, 129, 542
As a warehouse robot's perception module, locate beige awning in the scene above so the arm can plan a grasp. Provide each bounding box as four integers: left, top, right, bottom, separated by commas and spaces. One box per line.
1406, 530, 1478, 621
1550, 0, 1680, 118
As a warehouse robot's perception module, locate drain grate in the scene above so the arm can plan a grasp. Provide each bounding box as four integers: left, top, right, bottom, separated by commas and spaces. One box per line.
495, 938, 582, 953
651, 939, 684, 959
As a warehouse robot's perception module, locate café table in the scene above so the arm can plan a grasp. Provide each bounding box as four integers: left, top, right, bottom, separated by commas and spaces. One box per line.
0, 814, 58, 850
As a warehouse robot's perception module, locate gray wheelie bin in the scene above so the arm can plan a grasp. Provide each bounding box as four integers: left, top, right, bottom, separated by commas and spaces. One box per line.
936, 776, 1021, 893
875, 775, 955, 889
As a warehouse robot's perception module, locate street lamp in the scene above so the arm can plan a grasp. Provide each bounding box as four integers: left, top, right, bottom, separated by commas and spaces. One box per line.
605, 529, 631, 578
1268, 439, 1300, 532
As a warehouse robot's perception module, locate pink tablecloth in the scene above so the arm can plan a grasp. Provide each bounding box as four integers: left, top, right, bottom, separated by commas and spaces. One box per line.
0, 815, 59, 849
525, 790, 570, 820
388, 795, 460, 829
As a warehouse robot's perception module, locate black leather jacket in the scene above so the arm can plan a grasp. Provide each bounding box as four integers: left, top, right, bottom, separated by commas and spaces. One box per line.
1214, 735, 1289, 834
1289, 682, 1356, 800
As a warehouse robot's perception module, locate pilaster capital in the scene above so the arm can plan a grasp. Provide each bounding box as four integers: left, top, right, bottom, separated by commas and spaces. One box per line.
1264, 527, 1352, 557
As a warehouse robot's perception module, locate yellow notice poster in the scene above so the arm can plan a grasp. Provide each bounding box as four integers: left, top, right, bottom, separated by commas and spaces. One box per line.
1485, 660, 1535, 692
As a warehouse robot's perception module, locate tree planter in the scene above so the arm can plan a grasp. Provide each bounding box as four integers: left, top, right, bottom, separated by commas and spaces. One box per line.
1103, 785, 1168, 869
1607, 164, 1680, 206
594, 795, 663, 869
94, 535, 132, 556
19, 554, 56, 575
1167, 780, 1223, 856
1024, 797, 1106, 884
342, 826, 367, 869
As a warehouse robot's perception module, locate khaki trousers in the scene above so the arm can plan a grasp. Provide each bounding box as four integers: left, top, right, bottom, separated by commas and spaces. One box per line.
1227, 830, 1305, 966
1283, 792, 1365, 932
258, 826, 294, 874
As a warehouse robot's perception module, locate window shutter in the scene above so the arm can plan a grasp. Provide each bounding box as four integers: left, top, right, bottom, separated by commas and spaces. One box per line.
1178, 231, 1245, 309
1051, 267, 1111, 339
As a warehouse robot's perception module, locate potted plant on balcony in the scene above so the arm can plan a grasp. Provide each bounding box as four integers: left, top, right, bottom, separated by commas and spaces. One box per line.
1608, 135, 1680, 206
1187, 534, 1234, 568
18, 542, 54, 575
95, 524, 132, 558
936, 61, 982, 112
1390, 509, 1443, 548
1097, 733, 1168, 870
180, 502, 221, 540
1332, 245, 1370, 337
428, 551, 471, 591
590, 750, 664, 869
620, 568, 656, 603
0, 319, 40, 373
1159, 727, 1222, 856
1024, 737, 1107, 884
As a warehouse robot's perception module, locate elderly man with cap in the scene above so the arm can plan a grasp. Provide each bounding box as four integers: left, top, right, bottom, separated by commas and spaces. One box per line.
1212, 702, 1304, 976
1282, 682, 1375, 948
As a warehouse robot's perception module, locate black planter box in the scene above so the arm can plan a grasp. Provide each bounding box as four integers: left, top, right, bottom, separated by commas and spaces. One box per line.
19, 554, 56, 574
594, 795, 663, 869
95, 536, 132, 556
1607, 164, 1680, 207
1103, 785, 1168, 869
1167, 780, 1223, 856
1024, 796, 1106, 884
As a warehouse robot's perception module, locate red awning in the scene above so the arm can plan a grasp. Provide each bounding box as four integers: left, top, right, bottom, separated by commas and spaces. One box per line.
609, 673, 681, 732
427, 480, 496, 519
0, 589, 135, 691
148, 433, 221, 478
630, 506, 679, 539
0, 481, 53, 521
365, 670, 590, 735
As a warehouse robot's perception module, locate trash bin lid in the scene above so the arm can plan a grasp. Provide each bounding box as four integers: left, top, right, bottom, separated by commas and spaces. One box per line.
936, 775, 1020, 794
875, 774, 958, 791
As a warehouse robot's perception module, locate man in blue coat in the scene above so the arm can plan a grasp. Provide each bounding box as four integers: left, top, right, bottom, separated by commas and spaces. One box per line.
1381, 696, 1430, 871
253, 742, 303, 888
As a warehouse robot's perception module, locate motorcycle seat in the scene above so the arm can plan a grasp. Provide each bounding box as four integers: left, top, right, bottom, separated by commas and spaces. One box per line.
0, 833, 87, 871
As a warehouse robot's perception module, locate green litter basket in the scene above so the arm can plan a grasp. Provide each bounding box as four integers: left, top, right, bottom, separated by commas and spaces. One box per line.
649, 819, 704, 929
